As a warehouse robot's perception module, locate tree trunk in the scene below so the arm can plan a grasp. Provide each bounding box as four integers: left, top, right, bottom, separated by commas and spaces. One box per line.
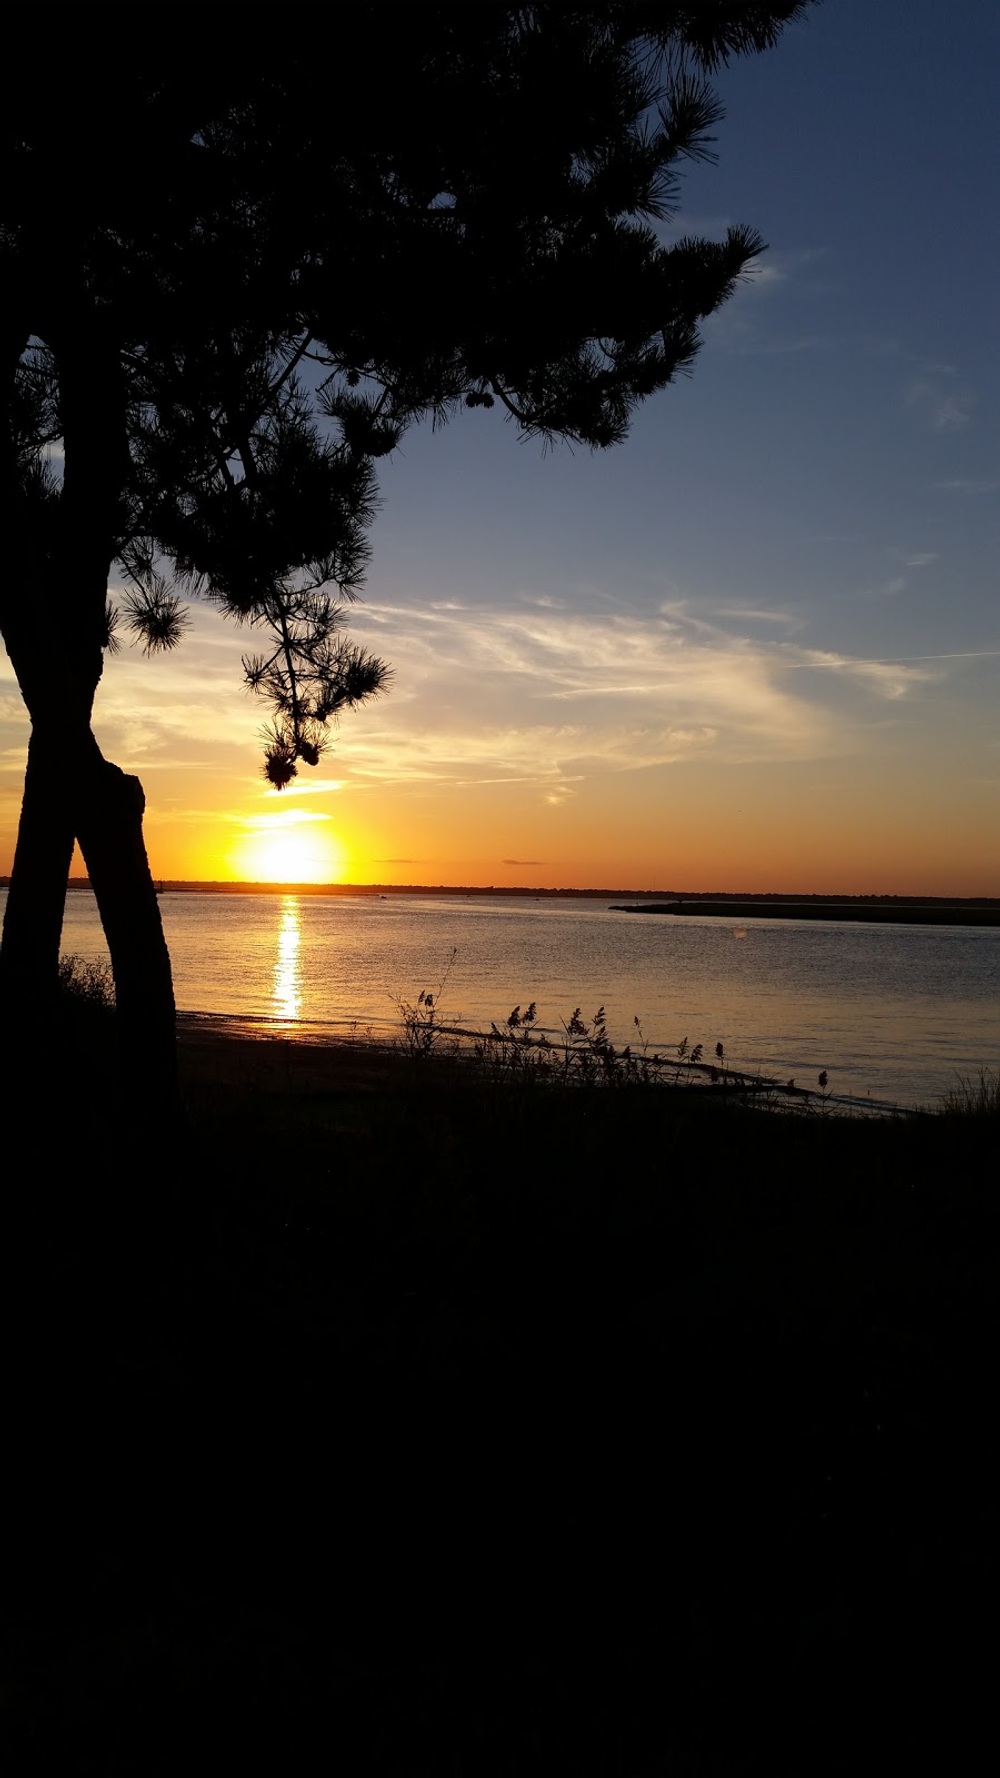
74, 738, 179, 1120
0, 727, 76, 1026
2, 321, 180, 1124
0, 715, 180, 1123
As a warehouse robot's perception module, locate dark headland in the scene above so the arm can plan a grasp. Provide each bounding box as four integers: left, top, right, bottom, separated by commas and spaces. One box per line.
612, 895, 1000, 926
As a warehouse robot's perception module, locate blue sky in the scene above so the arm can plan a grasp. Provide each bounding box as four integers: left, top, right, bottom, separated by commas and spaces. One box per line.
2, 0, 997, 890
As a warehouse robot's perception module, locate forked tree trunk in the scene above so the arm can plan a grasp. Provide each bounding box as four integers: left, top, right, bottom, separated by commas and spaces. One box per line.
0, 717, 180, 1122
2, 312, 181, 1121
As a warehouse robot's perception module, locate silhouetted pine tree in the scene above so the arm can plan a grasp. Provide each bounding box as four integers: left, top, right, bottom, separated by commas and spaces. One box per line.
1, 3, 812, 1106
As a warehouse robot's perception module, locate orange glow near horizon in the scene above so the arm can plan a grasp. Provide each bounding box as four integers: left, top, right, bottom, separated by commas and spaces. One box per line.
12, 780, 1000, 899
2, 682, 999, 897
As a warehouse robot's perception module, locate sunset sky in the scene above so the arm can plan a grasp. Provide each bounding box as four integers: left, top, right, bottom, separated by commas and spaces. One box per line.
2, 0, 998, 893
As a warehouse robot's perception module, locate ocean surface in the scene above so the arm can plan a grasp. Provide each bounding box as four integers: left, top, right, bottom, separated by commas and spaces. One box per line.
21, 887, 1000, 1110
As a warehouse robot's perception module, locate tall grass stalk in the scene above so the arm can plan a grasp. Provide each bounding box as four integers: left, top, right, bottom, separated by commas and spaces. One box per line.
394, 968, 845, 1110
941, 1067, 1000, 1116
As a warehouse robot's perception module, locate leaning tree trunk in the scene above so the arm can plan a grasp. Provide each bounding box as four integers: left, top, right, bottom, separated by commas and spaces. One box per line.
0, 714, 180, 1121
74, 732, 179, 1120
0, 726, 76, 1024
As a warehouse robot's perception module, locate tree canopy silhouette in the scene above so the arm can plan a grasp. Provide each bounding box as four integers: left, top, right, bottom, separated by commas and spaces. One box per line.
1, 2, 813, 1104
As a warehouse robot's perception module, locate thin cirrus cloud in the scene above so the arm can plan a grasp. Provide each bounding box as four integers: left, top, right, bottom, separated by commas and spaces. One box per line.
854, 550, 938, 601
237, 808, 333, 830
854, 575, 909, 600
342, 597, 949, 795
885, 548, 937, 569
790, 649, 938, 701
905, 372, 976, 432
698, 246, 834, 355
712, 606, 805, 627
934, 477, 1000, 495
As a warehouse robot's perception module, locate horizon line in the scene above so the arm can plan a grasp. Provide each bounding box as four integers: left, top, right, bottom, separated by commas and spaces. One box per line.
10, 877, 997, 904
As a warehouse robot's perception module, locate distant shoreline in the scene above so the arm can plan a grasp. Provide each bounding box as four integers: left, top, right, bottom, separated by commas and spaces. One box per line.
612, 899, 1000, 927
5, 878, 997, 908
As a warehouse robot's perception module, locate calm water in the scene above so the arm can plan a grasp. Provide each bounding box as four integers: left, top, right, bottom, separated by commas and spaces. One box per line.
21, 887, 1000, 1109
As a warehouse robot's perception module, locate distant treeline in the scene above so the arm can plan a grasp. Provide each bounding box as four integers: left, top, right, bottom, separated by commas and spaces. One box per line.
4, 879, 999, 906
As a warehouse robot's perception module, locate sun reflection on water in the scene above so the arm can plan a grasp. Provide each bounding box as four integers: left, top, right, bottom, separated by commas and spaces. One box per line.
273, 896, 301, 1021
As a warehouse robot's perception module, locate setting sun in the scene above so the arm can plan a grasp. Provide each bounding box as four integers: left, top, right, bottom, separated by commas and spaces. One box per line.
231, 811, 348, 884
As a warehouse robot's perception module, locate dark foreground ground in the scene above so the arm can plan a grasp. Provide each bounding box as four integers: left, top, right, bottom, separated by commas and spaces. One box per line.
4, 1006, 998, 1774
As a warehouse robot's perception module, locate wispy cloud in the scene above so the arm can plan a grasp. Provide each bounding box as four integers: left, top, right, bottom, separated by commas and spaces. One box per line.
906, 370, 976, 432
885, 548, 937, 569
699, 246, 836, 354
736, 246, 831, 294
745, 261, 786, 291
340, 598, 958, 796
237, 808, 333, 829
80, 610, 270, 768
792, 649, 937, 700
933, 477, 1000, 495
712, 606, 805, 628
799, 650, 1000, 665
854, 574, 909, 600
254, 777, 345, 796
4, 597, 993, 851
853, 547, 939, 603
